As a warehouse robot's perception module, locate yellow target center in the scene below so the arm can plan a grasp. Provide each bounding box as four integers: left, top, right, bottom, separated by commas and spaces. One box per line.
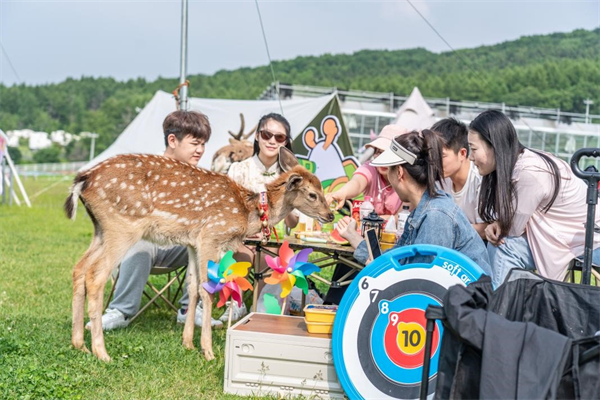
396, 322, 426, 355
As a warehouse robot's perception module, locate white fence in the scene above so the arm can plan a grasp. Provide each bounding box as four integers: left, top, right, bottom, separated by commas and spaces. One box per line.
14, 162, 86, 176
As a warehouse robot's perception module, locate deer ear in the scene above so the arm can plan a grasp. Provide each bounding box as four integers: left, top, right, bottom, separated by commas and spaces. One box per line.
278, 147, 299, 172
286, 174, 303, 191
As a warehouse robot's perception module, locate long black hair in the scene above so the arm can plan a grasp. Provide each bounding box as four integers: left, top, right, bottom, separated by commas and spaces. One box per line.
469, 110, 561, 238
253, 113, 293, 156
389, 129, 445, 198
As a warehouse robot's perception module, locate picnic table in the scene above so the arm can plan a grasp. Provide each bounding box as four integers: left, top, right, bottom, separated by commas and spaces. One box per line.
243, 236, 364, 312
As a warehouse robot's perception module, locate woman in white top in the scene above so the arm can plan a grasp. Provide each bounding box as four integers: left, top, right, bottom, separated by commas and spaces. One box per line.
468, 110, 600, 287
225, 113, 299, 319
227, 112, 299, 229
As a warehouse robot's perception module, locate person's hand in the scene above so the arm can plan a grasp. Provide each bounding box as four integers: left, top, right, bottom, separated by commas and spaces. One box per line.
336, 216, 365, 249
485, 222, 505, 246
325, 192, 346, 210
337, 216, 356, 239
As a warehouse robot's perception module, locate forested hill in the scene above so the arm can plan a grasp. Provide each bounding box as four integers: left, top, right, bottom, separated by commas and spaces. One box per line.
1, 28, 598, 156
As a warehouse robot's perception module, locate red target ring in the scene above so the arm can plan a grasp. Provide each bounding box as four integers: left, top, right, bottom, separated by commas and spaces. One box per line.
383, 308, 440, 369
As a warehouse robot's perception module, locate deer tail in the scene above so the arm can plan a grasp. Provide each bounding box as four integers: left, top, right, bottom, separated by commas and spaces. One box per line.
64, 173, 89, 221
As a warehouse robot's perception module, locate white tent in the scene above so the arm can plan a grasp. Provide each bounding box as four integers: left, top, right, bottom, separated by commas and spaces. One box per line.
393, 87, 436, 130
84, 90, 335, 170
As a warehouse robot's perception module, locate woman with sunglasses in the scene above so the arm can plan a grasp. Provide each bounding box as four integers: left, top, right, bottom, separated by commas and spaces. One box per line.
326, 125, 406, 217
337, 130, 491, 273
226, 113, 299, 318
228, 112, 295, 196
469, 110, 600, 287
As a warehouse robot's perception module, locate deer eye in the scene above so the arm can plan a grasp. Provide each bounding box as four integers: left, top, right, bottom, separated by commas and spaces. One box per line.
309, 193, 317, 201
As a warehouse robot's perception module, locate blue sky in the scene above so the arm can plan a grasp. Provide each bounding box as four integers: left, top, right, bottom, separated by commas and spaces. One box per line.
1, 0, 598, 87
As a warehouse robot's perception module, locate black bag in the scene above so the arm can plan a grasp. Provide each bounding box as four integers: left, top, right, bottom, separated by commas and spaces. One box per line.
432, 270, 600, 400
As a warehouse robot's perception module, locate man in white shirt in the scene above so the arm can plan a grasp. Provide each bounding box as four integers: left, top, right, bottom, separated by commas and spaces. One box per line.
433, 118, 488, 239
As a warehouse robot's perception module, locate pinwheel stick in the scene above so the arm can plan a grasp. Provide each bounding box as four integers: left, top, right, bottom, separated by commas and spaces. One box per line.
281, 298, 287, 316
228, 304, 234, 328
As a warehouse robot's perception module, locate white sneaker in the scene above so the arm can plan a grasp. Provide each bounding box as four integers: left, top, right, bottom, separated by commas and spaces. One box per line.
219, 301, 248, 323
177, 303, 223, 328
85, 308, 130, 331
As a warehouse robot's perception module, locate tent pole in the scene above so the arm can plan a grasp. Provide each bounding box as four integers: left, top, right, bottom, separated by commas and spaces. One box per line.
0, 130, 30, 207
178, 0, 189, 111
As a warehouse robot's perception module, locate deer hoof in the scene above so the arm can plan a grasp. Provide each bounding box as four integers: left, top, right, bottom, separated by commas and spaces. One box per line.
182, 340, 196, 351
203, 348, 215, 361
72, 342, 90, 354
93, 350, 112, 362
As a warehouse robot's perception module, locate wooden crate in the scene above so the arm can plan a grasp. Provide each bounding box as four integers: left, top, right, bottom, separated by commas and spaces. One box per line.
223, 312, 345, 399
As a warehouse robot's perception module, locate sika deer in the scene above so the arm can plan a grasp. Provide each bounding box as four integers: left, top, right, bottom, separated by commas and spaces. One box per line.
65, 148, 333, 362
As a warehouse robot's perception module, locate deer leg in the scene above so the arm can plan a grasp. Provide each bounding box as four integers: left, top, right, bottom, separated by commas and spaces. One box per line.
86, 232, 140, 362
198, 245, 219, 361
72, 236, 102, 353
182, 246, 199, 350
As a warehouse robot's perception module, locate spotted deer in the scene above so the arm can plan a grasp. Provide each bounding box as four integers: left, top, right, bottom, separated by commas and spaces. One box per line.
65, 148, 334, 362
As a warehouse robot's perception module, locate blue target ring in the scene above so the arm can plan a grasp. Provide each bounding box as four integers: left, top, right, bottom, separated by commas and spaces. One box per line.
332, 244, 486, 400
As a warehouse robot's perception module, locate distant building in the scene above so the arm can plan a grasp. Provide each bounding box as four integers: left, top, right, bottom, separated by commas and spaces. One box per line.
6, 129, 79, 150
260, 83, 600, 166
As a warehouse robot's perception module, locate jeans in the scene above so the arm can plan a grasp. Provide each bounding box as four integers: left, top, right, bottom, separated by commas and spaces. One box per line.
488, 235, 600, 288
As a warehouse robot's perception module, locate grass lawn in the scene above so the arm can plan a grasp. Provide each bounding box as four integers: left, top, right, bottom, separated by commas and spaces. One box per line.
0, 175, 331, 400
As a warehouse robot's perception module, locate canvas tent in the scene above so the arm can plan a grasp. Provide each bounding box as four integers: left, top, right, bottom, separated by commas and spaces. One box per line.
84, 90, 342, 171
393, 87, 436, 130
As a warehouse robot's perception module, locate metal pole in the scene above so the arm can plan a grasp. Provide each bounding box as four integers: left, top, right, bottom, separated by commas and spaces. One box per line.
9, 169, 14, 206
584, 99, 594, 124
178, 0, 189, 111
1, 157, 5, 204
89, 133, 98, 162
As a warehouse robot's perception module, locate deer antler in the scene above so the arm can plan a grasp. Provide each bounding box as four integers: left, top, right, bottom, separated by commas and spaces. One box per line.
242, 124, 258, 140
228, 114, 246, 141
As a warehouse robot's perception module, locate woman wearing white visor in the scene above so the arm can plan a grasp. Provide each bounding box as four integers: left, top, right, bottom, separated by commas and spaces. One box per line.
337, 129, 491, 272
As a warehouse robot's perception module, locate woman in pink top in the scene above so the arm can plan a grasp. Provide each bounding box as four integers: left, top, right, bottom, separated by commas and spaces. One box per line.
468, 110, 600, 287
323, 125, 405, 304
326, 125, 405, 216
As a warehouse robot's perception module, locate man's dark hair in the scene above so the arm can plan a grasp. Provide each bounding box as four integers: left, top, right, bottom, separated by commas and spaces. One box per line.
163, 110, 211, 147
431, 118, 468, 155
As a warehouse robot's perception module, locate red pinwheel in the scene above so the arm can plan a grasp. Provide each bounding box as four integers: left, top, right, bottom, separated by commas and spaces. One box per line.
203, 251, 252, 307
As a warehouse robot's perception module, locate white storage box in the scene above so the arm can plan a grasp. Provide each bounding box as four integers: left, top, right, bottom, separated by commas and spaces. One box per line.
224, 312, 345, 399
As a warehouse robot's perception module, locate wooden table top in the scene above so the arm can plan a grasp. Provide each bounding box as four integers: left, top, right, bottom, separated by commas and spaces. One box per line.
233, 312, 331, 339
244, 236, 355, 256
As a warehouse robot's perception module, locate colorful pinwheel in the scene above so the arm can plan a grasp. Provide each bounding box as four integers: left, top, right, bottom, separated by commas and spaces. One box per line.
203, 251, 252, 308
264, 241, 321, 298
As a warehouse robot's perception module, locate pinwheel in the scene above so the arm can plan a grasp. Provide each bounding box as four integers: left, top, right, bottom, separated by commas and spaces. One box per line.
202, 251, 252, 309
262, 241, 321, 314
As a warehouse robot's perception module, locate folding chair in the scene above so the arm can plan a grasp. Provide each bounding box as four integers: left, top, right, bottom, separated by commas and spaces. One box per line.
104, 264, 188, 323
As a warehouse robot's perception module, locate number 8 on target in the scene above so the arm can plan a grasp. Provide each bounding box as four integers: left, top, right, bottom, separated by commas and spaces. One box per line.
332, 245, 486, 400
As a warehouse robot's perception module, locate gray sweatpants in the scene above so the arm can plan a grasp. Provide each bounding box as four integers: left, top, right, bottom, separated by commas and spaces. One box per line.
109, 240, 191, 317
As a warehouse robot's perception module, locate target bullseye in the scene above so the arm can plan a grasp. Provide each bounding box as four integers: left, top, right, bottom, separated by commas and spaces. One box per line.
332, 245, 485, 400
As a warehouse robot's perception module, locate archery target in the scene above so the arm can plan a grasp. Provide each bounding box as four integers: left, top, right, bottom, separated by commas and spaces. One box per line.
332, 245, 485, 400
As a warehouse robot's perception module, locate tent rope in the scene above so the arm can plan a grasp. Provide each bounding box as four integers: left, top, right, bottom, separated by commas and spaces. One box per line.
254, 0, 284, 116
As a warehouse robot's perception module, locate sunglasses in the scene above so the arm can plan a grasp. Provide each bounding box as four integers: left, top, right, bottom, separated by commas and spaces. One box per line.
259, 129, 288, 144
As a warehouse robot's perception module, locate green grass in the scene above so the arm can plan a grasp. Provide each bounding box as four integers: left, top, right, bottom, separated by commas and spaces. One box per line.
0, 176, 303, 400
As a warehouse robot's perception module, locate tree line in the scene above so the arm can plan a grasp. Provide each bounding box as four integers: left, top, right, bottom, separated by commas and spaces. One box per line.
0, 28, 598, 162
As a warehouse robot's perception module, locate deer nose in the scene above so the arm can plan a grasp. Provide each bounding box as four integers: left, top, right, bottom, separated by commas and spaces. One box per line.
326, 212, 334, 222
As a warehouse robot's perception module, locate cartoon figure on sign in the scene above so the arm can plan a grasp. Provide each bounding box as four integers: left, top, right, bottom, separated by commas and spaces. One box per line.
296, 115, 358, 194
